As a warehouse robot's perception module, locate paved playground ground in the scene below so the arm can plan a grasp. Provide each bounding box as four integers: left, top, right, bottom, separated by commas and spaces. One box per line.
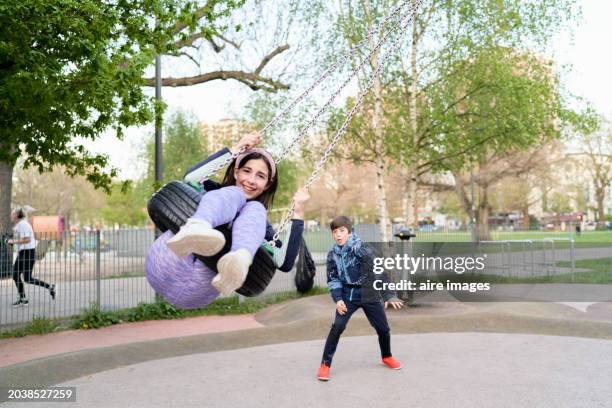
1, 295, 612, 407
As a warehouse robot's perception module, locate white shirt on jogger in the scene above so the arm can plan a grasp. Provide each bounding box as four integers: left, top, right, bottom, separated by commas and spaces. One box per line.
13, 220, 37, 252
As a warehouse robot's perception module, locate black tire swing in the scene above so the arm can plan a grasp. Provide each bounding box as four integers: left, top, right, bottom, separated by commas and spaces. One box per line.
147, 181, 275, 297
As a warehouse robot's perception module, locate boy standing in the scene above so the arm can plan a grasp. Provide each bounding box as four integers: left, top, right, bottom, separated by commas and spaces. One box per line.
317, 216, 403, 381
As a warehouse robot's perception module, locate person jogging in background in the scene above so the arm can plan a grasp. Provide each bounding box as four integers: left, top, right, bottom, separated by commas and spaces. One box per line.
317, 215, 403, 381
8, 208, 55, 307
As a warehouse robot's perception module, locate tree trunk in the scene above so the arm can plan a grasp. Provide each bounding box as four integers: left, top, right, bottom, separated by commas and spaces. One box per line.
406, 173, 418, 228
0, 160, 14, 234
401, 168, 409, 221
476, 207, 491, 241
374, 151, 391, 241
404, 0, 420, 230
476, 185, 491, 241
366, 0, 391, 242
596, 186, 605, 222
522, 205, 530, 230
452, 173, 473, 231
403, 167, 418, 228
319, 212, 326, 231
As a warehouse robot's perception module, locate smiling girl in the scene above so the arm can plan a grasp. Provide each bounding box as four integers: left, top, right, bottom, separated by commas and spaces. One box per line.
166, 132, 308, 296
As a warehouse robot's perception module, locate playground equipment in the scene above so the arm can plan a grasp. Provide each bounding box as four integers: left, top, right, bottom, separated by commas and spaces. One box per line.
146, 1, 424, 302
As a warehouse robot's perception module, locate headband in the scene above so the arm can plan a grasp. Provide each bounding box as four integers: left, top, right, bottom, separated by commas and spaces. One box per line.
235, 148, 276, 179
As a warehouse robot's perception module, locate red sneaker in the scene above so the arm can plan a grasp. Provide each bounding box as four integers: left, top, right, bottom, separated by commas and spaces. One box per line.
317, 363, 331, 381
382, 356, 402, 370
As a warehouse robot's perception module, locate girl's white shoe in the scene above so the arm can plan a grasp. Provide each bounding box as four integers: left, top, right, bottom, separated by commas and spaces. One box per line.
167, 218, 226, 257
212, 249, 253, 295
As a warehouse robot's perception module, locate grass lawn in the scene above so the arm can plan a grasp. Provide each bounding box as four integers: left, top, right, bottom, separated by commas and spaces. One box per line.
433, 257, 612, 284
303, 229, 612, 252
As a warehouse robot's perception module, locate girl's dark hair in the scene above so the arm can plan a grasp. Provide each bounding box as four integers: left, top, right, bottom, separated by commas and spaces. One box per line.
221, 152, 278, 209
330, 216, 352, 232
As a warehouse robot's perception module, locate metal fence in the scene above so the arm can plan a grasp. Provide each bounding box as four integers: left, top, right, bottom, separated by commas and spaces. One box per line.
1, 223, 610, 332
1, 230, 155, 332
1, 228, 328, 332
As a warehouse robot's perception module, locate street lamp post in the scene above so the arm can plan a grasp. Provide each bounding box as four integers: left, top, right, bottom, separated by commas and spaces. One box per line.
154, 55, 163, 302
155, 55, 163, 188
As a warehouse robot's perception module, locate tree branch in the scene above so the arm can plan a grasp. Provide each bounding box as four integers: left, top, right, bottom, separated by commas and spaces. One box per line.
172, 1, 216, 35
174, 33, 205, 49
169, 51, 200, 67
419, 180, 454, 192
144, 45, 291, 90
143, 70, 289, 91
417, 1, 435, 39
416, 133, 497, 176
254, 44, 290, 75
216, 34, 240, 50
207, 38, 224, 53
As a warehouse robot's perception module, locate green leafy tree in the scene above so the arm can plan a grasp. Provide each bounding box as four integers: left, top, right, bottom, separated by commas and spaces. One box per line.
0, 0, 292, 234
104, 109, 210, 226
550, 191, 572, 217
299, 0, 579, 240
569, 113, 611, 222
143, 109, 209, 185
394, 0, 579, 231
101, 183, 149, 227
272, 159, 302, 211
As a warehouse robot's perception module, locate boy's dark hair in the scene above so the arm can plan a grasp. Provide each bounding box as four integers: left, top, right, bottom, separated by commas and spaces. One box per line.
330, 216, 352, 232
221, 151, 278, 209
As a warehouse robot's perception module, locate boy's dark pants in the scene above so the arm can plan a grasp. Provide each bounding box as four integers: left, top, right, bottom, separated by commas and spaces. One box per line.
321, 300, 391, 366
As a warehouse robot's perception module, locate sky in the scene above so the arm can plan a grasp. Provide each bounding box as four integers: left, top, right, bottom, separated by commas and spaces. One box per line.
85, 0, 612, 180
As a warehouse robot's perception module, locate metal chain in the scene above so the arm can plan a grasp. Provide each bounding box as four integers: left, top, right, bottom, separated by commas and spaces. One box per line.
196, 0, 413, 182
271, 1, 423, 243
275, 0, 421, 164
258, 0, 410, 136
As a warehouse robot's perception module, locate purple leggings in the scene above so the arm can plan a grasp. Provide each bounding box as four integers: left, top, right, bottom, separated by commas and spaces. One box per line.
193, 186, 267, 257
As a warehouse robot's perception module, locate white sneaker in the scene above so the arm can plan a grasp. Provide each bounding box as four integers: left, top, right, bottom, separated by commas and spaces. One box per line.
212, 249, 252, 295
167, 218, 226, 257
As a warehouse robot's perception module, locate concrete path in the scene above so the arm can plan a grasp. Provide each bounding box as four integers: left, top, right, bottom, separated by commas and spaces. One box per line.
3, 333, 610, 408
1, 295, 612, 407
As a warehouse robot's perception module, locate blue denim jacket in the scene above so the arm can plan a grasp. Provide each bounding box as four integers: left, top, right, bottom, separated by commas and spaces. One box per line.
326, 233, 395, 303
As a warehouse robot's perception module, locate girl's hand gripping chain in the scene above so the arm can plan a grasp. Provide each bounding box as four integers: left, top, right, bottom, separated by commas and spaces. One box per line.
231, 132, 263, 154
291, 187, 310, 220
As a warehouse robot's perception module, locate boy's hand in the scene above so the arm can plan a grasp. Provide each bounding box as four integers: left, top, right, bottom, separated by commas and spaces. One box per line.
336, 300, 347, 315
231, 132, 262, 153
384, 299, 403, 310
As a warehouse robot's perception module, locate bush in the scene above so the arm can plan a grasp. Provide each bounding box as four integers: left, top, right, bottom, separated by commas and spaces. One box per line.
25, 316, 58, 335
125, 301, 181, 322
1, 286, 330, 338
73, 303, 123, 330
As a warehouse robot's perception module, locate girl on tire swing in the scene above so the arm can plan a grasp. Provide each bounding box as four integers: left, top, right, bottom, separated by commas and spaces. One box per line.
167, 132, 310, 295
